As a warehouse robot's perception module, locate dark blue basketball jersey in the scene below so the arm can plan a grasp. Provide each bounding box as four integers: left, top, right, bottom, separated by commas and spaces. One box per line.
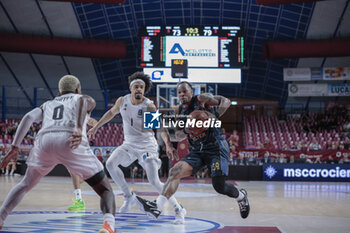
178, 95, 224, 152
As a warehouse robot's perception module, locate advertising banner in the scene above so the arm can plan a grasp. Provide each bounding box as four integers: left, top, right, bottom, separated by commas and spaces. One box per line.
284, 67, 350, 81
262, 163, 350, 182
288, 83, 328, 97
328, 83, 350, 96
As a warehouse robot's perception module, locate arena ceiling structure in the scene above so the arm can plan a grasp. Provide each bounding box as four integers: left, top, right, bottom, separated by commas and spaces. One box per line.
0, 0, 349, 112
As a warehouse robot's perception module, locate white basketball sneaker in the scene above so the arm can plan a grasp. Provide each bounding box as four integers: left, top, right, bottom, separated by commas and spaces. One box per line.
173, 205, 186, 225
119, 192, 136, 213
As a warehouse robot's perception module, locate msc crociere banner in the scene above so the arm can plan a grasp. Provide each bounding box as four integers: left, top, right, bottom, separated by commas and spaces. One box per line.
263, 163, 350, 182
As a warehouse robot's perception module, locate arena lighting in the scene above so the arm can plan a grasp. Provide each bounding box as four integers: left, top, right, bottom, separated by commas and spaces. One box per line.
42, 0, 125, 4
231, 101, 238, 105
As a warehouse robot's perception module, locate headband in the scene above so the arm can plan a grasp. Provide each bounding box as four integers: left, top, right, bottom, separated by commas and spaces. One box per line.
130, 79, 145, 87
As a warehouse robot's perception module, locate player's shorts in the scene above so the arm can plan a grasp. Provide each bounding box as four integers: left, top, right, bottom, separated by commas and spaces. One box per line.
26, 132, 103, 180
181, 138, 229, 177
108, 142, 161, 169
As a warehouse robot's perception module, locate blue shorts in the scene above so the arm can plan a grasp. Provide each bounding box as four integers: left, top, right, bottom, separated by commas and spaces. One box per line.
181, 138, 229, 177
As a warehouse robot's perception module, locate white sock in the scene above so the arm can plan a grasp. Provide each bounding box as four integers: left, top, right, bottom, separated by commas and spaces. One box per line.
103, 213, 115, 231
156, 195, 168, 211
74, 189, 82, 200
10, 170, 14, 175
236, 190, 245, 201
168, 196, 181, 211
5, 170, 8, 175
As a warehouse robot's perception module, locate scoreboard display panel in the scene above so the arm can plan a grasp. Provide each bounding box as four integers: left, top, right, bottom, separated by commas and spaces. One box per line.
139, 26, 243, 83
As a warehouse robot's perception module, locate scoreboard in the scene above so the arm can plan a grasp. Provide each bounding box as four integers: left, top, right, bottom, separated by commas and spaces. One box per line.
139, 26, 243, 84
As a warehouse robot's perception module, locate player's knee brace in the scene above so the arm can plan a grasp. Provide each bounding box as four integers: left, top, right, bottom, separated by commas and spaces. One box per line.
212, 176, 226, 194
85, 170, 106, 187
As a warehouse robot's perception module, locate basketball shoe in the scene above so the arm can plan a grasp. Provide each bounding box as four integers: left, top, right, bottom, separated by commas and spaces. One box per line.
237, 189, 250, 219
173, 204, 186, 225
119, 192, 136, 213
67, 199, 85, 211
135, 196, 161, 219
98, 221, 116, 233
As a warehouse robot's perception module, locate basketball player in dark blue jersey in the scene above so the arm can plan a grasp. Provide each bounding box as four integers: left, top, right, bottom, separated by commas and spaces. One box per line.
136, 81, 250, 220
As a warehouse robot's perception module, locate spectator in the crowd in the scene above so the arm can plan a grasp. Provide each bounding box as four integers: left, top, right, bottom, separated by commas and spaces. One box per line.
277, 153, 287, 163
247, 153, 257, 165
228, 130, 239, 147
260, 152, 272, 164
229, 143, 237, 165
295, 154, 307, 163
339, 154, 350, 164
325, 155, 338, 164
236, 153, 247, 166
94, 148, 103, 163
288, 154, 295, 163
314, 155, 322, 164
305, 154, 313, 163
308, 138, 321, 151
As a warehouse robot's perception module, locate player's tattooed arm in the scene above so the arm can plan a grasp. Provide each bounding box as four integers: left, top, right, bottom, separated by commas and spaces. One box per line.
213, 95, 231, 117
197, 93, 220, 106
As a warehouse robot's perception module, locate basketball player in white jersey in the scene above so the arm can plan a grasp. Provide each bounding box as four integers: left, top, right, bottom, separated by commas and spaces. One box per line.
88, 72, 186, 224
0, 75, 117, 233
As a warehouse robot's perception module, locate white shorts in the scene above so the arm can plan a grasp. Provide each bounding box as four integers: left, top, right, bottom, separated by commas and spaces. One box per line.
27, 132, 103, 180
109, 143, 161, 169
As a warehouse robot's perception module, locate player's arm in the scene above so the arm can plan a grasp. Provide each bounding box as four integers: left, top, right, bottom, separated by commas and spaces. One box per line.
1, 108, 43, 168
197, 93, 230, 117
87, 117, 98, 127
147, 103, 179, 161
87, 96, 123, 138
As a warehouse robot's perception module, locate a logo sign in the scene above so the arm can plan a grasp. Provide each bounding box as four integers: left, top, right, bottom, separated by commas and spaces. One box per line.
263, 164, 350, 181
143, 110, 161, 129
169, 43, 185, 56
264, 165, 277, 179
152, 70, 164, 80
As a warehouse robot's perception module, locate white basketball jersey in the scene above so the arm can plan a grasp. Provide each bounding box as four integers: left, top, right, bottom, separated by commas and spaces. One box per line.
38, 93, 89, 144
120, 94, 157, 149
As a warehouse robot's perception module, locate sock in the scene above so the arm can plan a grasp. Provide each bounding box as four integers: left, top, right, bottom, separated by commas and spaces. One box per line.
103, 213, 115, 231
236, 190, 245, 201
168, 196, 182, 212
156, 195, 168, 211
74, 189, 82, 200
5, 170, 8, 175
10, 169, 14, 175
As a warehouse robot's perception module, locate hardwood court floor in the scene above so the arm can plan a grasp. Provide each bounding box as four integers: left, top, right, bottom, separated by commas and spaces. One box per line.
0, 175, 350, 233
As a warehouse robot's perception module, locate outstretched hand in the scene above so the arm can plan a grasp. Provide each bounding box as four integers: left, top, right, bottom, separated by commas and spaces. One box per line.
87, 126, 98, 140
166, 144, 179, 161
0, 146, 19, 169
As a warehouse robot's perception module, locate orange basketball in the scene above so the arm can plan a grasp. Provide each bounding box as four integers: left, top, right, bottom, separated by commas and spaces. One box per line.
187, 110, 210, 135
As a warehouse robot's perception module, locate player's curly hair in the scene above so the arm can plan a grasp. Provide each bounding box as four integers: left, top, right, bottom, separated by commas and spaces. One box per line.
128, 71, 152, 94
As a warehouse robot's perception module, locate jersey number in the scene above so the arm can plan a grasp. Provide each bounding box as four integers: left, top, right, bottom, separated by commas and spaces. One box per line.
53, 105, 64, 120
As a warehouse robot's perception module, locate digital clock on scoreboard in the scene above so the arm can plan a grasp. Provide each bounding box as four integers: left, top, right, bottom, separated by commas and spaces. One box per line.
139, 25, 243, 83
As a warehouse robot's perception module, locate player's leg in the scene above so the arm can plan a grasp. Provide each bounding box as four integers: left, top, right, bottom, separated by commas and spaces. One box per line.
68, 173, 85, 211
143, 157, 186, 224
9, 163, 16, 175
62, 148, 116, 233
105, 145, 135, 213
210, 139, 250, 219
136, 160, 193, 219
0, 166, 48, 228
85, 171, 116, 233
